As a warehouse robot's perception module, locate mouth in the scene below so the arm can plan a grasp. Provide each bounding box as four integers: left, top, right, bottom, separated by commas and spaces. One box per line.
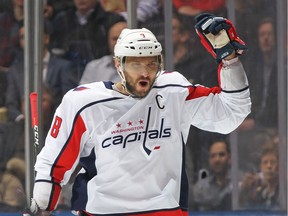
139, 80, 149, 88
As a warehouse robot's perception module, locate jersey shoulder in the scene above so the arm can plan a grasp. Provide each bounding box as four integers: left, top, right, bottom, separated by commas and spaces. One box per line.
62, 81, 119, 108
155, 70, 191, 86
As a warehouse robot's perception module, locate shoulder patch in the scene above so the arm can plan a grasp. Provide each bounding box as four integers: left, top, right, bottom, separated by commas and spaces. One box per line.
73, 86, 89, 91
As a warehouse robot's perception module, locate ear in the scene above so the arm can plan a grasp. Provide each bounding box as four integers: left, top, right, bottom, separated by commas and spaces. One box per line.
114, 57, 120, 69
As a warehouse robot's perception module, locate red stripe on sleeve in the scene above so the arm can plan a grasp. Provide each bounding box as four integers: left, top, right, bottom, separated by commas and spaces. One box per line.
52, 115, 86, 181
186, 85, 221, 101
48, 183, 61, 211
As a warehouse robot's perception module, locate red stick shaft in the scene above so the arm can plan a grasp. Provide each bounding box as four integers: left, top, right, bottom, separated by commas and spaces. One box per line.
30, 92, 39, 147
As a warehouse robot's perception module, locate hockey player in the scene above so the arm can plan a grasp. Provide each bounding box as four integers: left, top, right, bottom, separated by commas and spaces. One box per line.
30, 14, 251, 216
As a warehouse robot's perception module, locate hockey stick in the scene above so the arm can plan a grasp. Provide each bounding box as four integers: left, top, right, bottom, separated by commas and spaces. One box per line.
26, 93, 53, 216
21, 92, 40, 216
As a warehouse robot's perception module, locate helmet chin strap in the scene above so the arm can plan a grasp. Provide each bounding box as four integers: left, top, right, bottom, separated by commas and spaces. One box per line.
116, 59, 134, 96
119, 69, 134, 96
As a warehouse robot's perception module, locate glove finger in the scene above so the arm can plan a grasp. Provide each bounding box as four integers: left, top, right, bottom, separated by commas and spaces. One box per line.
208, 22, 223, 35
231, 40, 248, 50
208, 21, 230, 35
215, 23, 231, 34
195, 17, 212, 32
195, 13, 215, 23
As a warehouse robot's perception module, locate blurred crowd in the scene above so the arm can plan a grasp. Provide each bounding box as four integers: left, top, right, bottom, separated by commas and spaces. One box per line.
0, 0, 286, 213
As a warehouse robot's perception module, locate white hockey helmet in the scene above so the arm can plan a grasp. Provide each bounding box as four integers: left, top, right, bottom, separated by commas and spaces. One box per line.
114, 28, 162, 97
114, 28, 162, 57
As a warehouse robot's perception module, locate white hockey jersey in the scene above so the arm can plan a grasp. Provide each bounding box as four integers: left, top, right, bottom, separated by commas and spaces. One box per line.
33, 59, 251, 215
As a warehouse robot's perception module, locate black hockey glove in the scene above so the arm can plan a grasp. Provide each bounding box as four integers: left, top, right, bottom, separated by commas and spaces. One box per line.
195, 13, 247, 63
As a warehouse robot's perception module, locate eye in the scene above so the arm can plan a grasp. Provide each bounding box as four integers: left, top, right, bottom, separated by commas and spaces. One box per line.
218, 152, 226, 157
147, 62, 158, 69
130, 62, 141, 69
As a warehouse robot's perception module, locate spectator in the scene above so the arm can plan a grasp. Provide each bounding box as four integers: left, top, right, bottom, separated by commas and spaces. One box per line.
172, 11, 219, 86
79, 19, 127, 84
239, 146, 279, 210
0, 157, 26, 212
172, 12, 202, 84
44, 0, 76, 20
50, 0, 125, 78
5, 20, 78, 123
100, 0, 160, 23
240, 128, 278, 173
192, 138, 235, 211
0, 0, 55, 68
237, 17, 278, 171
99, 0, 125, 14
0, 0, 24, 68
235, 0, 276, 49
247, 17, 278, 129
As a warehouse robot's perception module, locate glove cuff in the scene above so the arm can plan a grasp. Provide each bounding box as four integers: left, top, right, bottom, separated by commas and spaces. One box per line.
222, 56, 239, 66
215, 42, 235, 63
216, 41, 248, 63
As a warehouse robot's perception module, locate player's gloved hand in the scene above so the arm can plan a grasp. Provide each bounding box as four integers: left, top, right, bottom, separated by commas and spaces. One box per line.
30, 198, 52, 216
195, 13, 247, 63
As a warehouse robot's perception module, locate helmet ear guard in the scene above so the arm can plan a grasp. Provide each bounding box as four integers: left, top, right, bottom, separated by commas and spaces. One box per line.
156, 55, 163, 72
114, 56, 126, 85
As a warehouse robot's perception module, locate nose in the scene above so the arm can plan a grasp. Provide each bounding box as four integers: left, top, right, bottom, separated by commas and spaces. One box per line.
266, 161, 273, 168
214, 155, 221, 162
140, 68, 149, 76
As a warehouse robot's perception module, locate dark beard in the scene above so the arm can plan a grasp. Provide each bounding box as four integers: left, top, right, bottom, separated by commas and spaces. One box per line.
125, 81, 148, 98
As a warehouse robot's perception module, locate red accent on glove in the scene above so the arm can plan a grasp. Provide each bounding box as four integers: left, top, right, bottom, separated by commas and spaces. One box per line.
195, 28, 216, 58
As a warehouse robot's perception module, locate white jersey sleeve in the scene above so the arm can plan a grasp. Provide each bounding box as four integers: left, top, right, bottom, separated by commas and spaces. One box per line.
183, 57, 250, 134
33, 83, 115, 211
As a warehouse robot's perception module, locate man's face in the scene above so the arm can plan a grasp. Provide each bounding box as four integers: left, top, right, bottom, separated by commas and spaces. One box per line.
19, 27, 49, 52
261, 153, 278, 181
74, 0, 97, 13
108, 22, 127, 54
208, 142, 230, 174
122, 56, 159, 98
172, 17, 189, 47
258, 22, 275, 53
